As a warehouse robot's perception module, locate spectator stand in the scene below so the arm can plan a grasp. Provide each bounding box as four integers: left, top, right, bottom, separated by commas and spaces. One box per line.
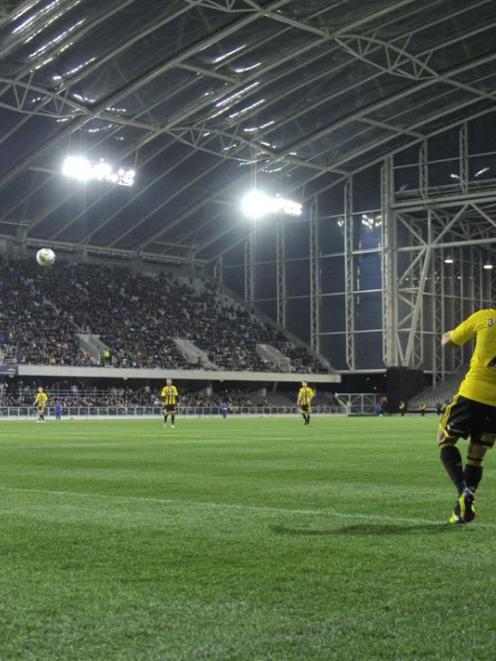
0, 257, 337, 374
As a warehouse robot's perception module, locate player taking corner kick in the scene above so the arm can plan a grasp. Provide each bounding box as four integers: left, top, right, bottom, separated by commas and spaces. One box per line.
438, 309, 496, 524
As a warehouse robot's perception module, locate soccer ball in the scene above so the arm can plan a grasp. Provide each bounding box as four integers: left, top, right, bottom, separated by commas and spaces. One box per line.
36, 248, 56, 267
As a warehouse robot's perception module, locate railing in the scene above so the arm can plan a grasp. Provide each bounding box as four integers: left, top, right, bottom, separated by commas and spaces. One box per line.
0, 393, 383, 417
0, 404, 344, 418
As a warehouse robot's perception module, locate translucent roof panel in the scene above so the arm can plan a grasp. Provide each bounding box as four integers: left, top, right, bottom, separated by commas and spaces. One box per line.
0, 0, 493, 264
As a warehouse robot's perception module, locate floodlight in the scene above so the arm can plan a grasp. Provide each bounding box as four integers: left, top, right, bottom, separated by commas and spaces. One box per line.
62, 156, 92, 181
274, 195, 302, 217
483, 263, 493, 270
444, 257, 454, 264
241, 190, 302, 219
93, 160, 112, 180
241, 190, 271, 219
61, 155, 135, 186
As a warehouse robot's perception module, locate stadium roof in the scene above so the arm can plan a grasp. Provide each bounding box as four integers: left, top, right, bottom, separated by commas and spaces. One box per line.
0, 0, 495, 266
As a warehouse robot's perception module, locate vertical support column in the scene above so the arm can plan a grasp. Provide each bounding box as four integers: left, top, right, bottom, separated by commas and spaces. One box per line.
440, 249, 447, 378
459, 122, 468, 194
452, 245, 464, 372
309, 198, 320, 352
276, 219, 286, 328
213, 254, 223, 285
381, 156, 398, 367
490, 267, 495, 305
419, 140, 428, 199
344, 177, 355, 369
479, 248, 487, 306
432, 249, 443, 385
469, 245, 476, 312
244, 222, 255, 303
484, 251, 495, 306
403, 246, 431, 368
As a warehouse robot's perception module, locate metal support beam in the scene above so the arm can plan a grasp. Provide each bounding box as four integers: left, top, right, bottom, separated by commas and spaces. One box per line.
213, 254, 223, 284
276, 219, 286, 328
244, 224, 255, 303
344, 178, 355, 369
309, 199, 319, 352
381, 156, 398, 367
403, 245, 431, 367
459, 122, 469, 194
419, 140, 428, 200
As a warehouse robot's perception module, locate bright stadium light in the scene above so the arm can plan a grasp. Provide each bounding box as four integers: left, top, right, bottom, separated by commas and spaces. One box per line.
483, 262, 493, 270
62, 156, 135, 186
62, 155, 92, 181
241, 190, 302, 219
241, 190, 270, 219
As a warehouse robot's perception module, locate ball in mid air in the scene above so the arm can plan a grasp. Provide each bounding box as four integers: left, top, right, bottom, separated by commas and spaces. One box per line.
36, 248, 56, 267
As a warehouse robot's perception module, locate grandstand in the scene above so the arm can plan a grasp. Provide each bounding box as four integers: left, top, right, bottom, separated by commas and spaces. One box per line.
1, 1, 496, 658
0, 257, 329, 372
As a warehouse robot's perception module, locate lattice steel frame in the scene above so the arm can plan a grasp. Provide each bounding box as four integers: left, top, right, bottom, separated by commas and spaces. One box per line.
380, 134, 496, 379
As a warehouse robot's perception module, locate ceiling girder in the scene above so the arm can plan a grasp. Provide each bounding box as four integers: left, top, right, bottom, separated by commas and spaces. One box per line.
9, 76, 204, 226
0, 0, 294, 194
139, 64, 496, 255
1, 0, 495, 266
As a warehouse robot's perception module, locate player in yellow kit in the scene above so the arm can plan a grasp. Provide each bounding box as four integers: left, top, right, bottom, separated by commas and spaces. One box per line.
33, 386, 48, 423
161, 378, 179, 428
438, 309, 496, 524
297, 381, 314, 425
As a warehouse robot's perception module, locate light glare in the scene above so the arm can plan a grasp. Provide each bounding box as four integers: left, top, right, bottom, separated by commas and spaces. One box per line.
62, 156, 135, 186
241, 191, 270, 219
62, 156, 92, 181
241, 190, 302, 219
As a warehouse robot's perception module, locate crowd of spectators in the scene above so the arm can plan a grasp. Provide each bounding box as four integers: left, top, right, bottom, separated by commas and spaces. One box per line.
0, 257, 328, 373
0, 379, 257, 408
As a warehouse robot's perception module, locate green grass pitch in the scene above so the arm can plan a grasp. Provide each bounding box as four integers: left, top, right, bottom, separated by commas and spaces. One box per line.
1, 415, 496, 660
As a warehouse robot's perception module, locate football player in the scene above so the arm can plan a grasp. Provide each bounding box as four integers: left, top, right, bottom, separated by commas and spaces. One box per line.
297, 381, 314, 425
439, 309, 496, 523
161, 378, 179, 428
33, 386, 48, 423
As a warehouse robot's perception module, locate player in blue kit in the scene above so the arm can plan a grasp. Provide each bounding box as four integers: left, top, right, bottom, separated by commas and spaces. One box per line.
54, 400, 63, 421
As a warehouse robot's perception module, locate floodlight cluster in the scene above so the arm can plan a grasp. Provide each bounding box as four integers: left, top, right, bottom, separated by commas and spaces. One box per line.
241, 190, 302, 219
62, 156, 135, 186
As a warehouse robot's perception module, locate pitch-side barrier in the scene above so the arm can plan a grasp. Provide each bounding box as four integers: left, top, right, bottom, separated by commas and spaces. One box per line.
0, 395, 382, 419
0, 404, 346, 419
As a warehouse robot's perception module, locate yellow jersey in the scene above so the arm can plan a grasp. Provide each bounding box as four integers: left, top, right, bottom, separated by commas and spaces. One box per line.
297, 386, 314, 406
34, 392, 48, 408
451, 309, 496, 406
161, 385, 178, 405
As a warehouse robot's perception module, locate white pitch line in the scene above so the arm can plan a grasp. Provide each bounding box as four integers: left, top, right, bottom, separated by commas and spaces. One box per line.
0, 485, 493, 529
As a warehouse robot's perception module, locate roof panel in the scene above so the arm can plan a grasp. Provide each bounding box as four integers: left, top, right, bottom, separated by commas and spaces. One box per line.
0, 0, 493, 263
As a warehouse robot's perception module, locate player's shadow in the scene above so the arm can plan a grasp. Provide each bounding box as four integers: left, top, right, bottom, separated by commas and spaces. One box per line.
270, 522, 456, 537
